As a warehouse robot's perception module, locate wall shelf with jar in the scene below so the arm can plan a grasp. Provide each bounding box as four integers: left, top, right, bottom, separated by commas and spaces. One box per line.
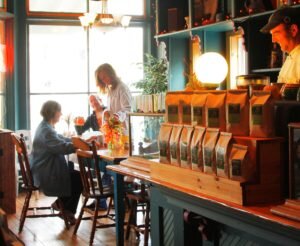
154, 0, 300, 90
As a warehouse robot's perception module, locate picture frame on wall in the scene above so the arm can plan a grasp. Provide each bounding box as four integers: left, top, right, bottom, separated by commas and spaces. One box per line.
288, 122, 300, 199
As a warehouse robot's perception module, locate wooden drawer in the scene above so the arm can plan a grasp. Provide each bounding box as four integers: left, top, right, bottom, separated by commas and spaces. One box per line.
0, 130, 16, 213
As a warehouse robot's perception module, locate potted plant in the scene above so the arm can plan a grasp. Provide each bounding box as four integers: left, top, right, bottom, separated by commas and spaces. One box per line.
134, 53, 168, 94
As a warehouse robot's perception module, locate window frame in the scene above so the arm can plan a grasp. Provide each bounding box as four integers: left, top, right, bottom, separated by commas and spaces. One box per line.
0, 0, 6, 12
26, 0, 147, 21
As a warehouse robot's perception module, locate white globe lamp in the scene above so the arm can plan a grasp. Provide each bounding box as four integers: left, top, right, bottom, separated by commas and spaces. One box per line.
195, 52, 228, 89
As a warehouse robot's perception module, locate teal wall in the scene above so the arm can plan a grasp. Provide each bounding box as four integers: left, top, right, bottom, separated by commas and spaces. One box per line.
168, 38, 189, 91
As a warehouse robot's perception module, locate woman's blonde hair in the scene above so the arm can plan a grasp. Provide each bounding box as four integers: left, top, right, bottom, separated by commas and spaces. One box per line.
95, 63, 120, 94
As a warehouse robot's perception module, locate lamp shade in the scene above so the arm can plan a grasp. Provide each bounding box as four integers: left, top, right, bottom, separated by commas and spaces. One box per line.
195, 52, 228, 86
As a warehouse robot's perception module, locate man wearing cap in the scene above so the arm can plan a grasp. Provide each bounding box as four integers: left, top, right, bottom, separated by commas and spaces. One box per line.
261, 6, 300, 84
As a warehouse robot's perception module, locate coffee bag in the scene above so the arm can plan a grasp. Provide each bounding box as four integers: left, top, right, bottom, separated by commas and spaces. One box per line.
181, 92, 193, 125
206, 91, 226, 131
166, 92, 181, 124
250, 91, 274, 137
191, 126, 206, 171
226, 90, 249, 136
180, 125, 194, 169
158, 123, 173, 164
203, 128, 220, 174
170, 124, 183, 166
229, 144, 253, 182
215, 132, 232, 178
191, 91, 208, 126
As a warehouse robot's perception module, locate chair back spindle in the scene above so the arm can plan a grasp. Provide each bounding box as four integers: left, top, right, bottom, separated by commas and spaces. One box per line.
11, 133, 35, 190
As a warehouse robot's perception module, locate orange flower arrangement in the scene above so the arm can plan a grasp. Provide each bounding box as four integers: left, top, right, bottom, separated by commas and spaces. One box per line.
101, 116, 123, 150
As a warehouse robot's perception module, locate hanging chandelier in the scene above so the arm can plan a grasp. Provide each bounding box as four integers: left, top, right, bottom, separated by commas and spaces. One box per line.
99, 0, 113, 24
79, 0, 131, 29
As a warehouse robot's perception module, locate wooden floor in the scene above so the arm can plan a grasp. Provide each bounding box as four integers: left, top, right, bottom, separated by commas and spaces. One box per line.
6, 192, 150, 246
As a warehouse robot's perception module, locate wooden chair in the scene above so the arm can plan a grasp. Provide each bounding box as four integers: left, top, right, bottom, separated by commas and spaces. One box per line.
125, 182, 150, 246
11, 133, 70, 232
72, 139, 115, 246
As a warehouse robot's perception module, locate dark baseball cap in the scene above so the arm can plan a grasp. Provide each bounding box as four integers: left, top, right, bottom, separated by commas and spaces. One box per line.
260, 6, 299, 33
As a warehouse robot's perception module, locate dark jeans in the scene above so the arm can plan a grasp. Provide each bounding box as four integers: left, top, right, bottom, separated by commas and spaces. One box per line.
59, 170, 83, 214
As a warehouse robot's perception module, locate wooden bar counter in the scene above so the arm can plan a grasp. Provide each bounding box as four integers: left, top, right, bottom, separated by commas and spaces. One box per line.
107, 157, 300, 246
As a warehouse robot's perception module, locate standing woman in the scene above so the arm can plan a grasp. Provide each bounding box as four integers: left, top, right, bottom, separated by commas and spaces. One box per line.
30, 100, 82, 225
95, 63, 132, 134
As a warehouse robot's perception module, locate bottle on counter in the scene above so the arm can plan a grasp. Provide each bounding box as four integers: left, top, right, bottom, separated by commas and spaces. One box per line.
270, 43, 282, 68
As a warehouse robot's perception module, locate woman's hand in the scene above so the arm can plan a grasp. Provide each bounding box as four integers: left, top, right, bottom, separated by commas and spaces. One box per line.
113, 113, 120, 121
85, 135, 98, 143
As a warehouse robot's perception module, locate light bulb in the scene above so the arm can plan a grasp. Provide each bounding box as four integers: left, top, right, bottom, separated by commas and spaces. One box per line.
195, 52, 228, 87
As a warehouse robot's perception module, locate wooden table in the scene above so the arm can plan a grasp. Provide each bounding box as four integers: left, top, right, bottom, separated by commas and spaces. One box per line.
107, 157, 300, 246
96, 149, 128, 246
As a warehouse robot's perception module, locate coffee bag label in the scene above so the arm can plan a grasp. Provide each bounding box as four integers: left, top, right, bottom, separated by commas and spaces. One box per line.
252, 105, 263, 125
182, 105, 191, 124
180, 142, 188, 161
170, 142, 177, 159
204, 148, 213, 167
159, 140, 167, 157
193, 106, 203, 125
232, 159, 242, 176
168, 105, 178, 123
208, 108, 219, 127
191, 145, 199, 164
216, 147, 225, 169
228, 103, 241, 124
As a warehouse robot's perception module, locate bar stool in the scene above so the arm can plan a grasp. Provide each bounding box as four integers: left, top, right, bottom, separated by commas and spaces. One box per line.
125, 182, 150, 245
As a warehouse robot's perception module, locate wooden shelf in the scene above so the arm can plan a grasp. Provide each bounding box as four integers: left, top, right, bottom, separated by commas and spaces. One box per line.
129, 112, 165, 117
155, 20, 235, 39
252, 68, 281, 73
155, 5, 300, 40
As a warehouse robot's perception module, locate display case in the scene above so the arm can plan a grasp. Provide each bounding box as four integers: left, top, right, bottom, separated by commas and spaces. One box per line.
128, 113, 165, 160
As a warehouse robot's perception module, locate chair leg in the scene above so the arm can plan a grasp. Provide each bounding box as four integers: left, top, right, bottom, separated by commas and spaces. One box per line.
19, 190, 32, 233
126, 199, 139, 240
143, 202, 150, 246
73, 197, 89, 235
106, 197, 113, 216
89, 199, 99, 246
125, 200, 135, 240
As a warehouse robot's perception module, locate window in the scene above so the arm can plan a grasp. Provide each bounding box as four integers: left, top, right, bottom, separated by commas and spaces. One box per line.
0, 0, 5, 9
28, 0, 86, 13
29, 24, 144, 134
27, 0, 146, 134
228, 28, 248, 89
0, 20, 5, 128
0, 73, 5, 128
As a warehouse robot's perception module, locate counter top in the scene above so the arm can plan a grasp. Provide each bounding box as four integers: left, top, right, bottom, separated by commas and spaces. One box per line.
107, 157, 300, 233
96, 148, 129, 161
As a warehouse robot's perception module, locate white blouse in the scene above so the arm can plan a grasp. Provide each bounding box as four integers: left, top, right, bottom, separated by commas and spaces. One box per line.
107, 81, 132, 133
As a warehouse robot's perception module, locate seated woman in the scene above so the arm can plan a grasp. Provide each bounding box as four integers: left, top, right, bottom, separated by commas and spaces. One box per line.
30, 100, 83, 225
